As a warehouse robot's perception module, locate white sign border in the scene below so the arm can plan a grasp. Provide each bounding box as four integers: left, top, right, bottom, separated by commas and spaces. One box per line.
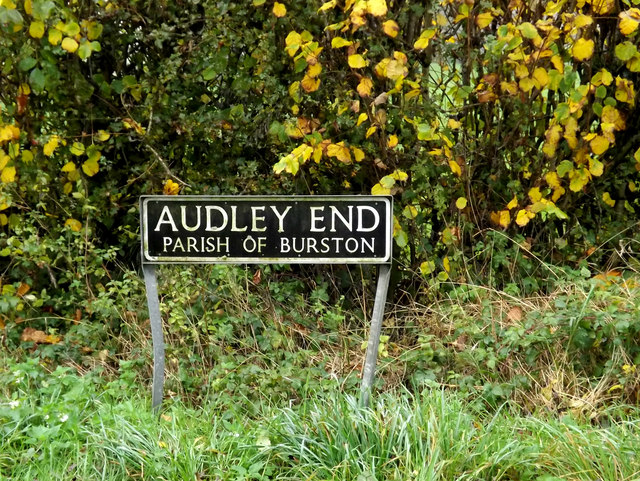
140, 195, 393, 264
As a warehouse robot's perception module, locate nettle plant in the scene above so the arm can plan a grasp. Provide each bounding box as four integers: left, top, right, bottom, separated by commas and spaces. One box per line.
270, 0, 640, 282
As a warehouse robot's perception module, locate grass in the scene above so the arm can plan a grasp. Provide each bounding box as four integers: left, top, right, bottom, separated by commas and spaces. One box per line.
3, 268, 640, 479
2, 358, 640, 481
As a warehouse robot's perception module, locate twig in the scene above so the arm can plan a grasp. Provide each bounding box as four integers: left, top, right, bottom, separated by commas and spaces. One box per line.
144, 143, 191, 187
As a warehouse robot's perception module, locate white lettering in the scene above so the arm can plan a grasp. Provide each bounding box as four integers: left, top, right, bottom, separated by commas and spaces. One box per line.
307, 238, 318, 253
270, 205, 292, 232
310, 207, 325, 232
280, 237, 290, 253
218, 237, 229, 253
251, 206, 267, 232
181, 206, 201, 232
357, 206, 380, 232
205, 206, 228, 231
231, 206, 247, 232
330, 206, 353, 232
172, 238, 185, 252
361, 237, 375, 254
154, 206, 178, 232
345, 237, 358, 253
163, 237, 172, 252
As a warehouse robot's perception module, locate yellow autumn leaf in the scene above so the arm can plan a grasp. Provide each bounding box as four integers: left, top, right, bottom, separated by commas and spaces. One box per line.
413, 28, 436, 50
382, 19, 399, 38
371, 183, 391, 195
307, 63, 322, 78
163, 179, 180, 195
591, 0, 615, 14
327, 142, 352, 163
1, 166, 16, 183
571, 38, 594, 61
29, 21, 45, 38
519, 77, 535, 93
65, 218, 83, 232
357, 113, 368, 126
551, 54, 564, 73
301, 74, 320, 92
390, 169, 408, 181
543, 125, 562, 158
590, 135, 609, 155
443, 256, 451, 272
455, 197, 467, 209
331, 37, 352, 48
574, 14, 593, 28
545, 171, 561, 189
620, 9, 640, 36
589, 157, 604, 176
506, 195, 518, 210
602, 192, 616, 207
532, 67, 549, 88
352, 146, 365, 162
366, 125, 377, 138
528, 187, 542, 203
61, 161, 76, 172
551, 186, 566, 202
43, 135, 59, 156
476, 12, 493, 29
387, 134, 398, 148
61, 37, 79, 53
447, 118, 461, 129
97, 130, 110, 141
63, 182, 73, 195
273, 2, 286, 17
384, 59, 407, 79
318, 0, 336, 11
515, 209, 535, 227
498, 210, 510, 228
448, 159, 462, 177
420, 260, 436, 275
615, 76, 635, 105
48, 28, 62, 45
21, 150, 33, 163
348, 54, 367, 69
357, 77, 373, 97
82, 158, 99, 176
367, 0, 387, 16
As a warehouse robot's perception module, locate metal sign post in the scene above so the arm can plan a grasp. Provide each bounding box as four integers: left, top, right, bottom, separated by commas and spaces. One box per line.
140, 195, 392, 411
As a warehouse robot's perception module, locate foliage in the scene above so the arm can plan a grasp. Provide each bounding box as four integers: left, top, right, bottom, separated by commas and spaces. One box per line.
3, 359, 640, 481
270, 0, 640, 288
0, 0, 639, 333
385, 270, 640, 411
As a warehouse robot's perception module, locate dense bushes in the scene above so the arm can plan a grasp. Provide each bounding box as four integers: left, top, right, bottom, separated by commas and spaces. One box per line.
0, 0, 639, 349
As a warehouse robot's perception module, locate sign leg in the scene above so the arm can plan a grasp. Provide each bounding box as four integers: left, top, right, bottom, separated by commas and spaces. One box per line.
360, 263, 391, 407
143, 264, 165, 412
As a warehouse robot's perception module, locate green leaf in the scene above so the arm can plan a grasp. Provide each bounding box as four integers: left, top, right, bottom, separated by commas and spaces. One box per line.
557, 160, 574, 178
202, 66, 218, 81
518, 22, 538, 39
615, 41, 637, 61
29, 68, 46, 92
32, 0, 55, 20
77, 42, 93, 60
18, 57, 37, 71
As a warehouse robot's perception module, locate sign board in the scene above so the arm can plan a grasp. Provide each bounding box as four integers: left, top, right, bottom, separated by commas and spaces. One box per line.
140, 194, 392, 410
140, 195, 392, 264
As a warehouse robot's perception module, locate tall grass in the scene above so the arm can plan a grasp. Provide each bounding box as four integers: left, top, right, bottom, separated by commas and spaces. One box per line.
269, 390, 640, 480
5, 367, 640, 481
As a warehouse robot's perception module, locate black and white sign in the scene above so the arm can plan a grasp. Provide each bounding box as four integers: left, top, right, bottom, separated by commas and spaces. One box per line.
140, 196, 392, 264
